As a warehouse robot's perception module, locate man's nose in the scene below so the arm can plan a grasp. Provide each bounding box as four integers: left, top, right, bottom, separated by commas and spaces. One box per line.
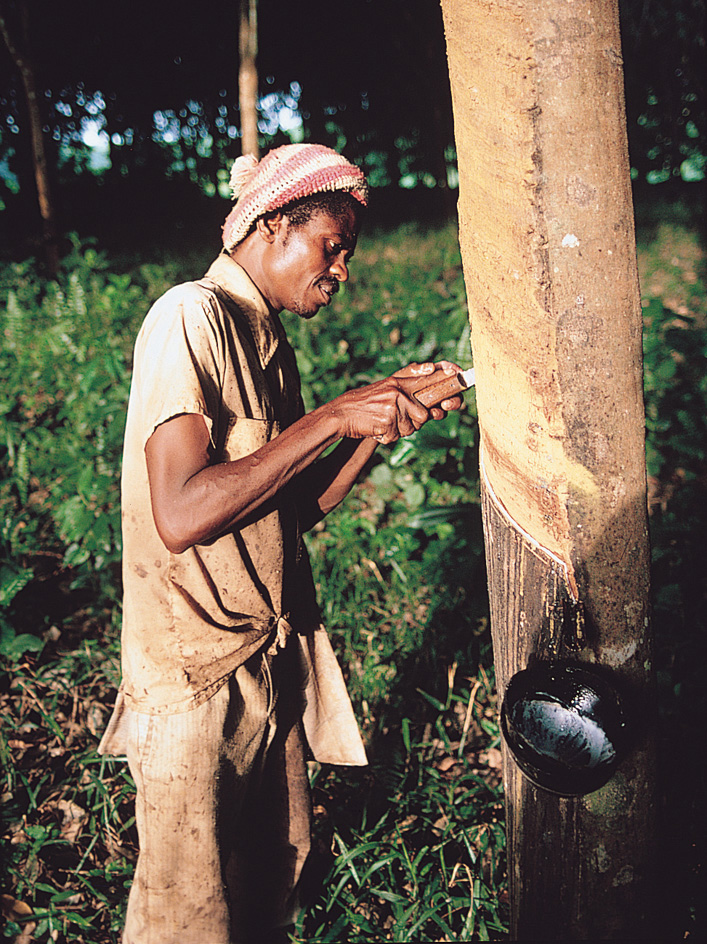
330, 254, 349, 282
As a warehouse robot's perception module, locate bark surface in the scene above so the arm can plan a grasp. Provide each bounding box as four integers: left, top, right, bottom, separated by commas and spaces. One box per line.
440, 0, 656, 937
238, 0, 259, 158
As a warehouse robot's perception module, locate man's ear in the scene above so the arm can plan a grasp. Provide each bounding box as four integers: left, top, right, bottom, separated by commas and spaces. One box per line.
256, 212, 286, 243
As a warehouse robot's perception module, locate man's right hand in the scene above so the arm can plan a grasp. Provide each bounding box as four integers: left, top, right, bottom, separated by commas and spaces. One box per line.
327, 361, 463, 444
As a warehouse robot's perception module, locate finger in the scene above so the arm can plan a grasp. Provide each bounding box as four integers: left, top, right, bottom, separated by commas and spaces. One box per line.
433, 359, 463, 373
397, 390, 433, 430
439, 394, 464, 412
396, 412, 420, 439
375, 398, 424, 443
425, 394, 464, 421
372, 430, 397, 445
392, 361, 436, 380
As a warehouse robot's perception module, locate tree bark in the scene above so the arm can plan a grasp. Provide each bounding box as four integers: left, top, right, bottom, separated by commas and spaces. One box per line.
0, 0, 59, 274
440, 0, 657, 938
238, 0, 259, 158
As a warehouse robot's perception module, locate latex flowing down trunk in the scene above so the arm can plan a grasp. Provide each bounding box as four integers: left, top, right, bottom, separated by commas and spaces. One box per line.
440, 0, 656, 937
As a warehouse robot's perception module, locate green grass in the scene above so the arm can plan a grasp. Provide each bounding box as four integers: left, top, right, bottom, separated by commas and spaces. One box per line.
2, 210, 706, 941
296, 666, 507, 942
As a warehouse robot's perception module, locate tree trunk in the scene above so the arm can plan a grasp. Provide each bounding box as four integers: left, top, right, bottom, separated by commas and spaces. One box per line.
238, 0, 259, 158
0, 0, 59, 274
440, 0, 657, 938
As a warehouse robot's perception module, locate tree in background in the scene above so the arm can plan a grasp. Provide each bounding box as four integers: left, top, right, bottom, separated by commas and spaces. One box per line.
238, 0, 258, 158
0, 0, 58, 271
0, 0, 457, 248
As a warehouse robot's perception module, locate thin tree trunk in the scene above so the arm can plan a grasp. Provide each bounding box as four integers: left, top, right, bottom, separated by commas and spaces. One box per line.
0, 0, 59, 274
440, 0, 657, 937
238, 0, 259, 158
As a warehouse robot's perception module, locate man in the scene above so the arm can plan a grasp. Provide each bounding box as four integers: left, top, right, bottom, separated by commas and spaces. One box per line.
99, 143, 462, 944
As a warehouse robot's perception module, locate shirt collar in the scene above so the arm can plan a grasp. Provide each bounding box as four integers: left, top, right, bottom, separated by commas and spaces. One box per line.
203, 252, 282, 369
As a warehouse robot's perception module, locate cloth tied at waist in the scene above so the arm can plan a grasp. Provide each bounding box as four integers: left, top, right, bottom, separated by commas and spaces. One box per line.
267, 613, 293, 655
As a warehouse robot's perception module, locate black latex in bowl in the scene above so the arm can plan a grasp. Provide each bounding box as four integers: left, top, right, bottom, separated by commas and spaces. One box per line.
501, 663, 628, 797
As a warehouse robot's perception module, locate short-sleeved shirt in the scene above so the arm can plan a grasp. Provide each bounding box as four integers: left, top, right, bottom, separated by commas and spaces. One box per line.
115, 253, 366, 765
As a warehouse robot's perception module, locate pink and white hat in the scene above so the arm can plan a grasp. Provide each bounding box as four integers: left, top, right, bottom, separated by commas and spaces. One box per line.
222, 143, 368, 249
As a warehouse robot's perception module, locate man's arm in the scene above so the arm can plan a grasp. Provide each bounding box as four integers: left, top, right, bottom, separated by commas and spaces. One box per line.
291, 436, 378, 533
292, 361, 463, 530
145, 362, 461, 553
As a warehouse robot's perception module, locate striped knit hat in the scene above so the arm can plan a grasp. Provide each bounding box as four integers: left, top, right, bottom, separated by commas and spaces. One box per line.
222, 143, 368, 249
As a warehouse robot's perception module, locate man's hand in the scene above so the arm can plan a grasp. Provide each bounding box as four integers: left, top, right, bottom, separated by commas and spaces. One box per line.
328, 361, 464, 445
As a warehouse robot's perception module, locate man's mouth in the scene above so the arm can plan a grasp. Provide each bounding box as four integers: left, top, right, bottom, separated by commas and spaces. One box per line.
318, 281, 339, 304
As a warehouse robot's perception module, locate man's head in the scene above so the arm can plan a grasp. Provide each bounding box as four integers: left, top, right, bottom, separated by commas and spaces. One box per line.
225, 144, 368, 317
222, 143, 368, 251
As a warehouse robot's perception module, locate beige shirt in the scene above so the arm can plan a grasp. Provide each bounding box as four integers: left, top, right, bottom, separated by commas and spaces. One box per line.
109, 253, 366, 765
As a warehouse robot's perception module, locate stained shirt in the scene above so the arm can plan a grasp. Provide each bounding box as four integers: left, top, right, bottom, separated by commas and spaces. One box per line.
107, 252, 366, 765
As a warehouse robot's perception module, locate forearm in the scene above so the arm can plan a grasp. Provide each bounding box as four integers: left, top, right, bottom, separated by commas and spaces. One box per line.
295, 436, 379, 531
149, 405, 343, 553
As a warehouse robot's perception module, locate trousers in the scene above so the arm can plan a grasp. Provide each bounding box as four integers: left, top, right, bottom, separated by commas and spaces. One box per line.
121, 642, 311, 944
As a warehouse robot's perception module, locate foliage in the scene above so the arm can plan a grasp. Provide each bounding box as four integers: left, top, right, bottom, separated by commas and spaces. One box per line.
620, 0, 706, 186
0, 238, 182, 660
636, 219, 707, 937
0, 641, 129, 943
1, 214, 706, 941
640, 222, 707, 479
298, 669, 506, 942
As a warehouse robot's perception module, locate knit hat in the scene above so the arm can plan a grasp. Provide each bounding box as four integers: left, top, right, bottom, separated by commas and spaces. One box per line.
222, 143, 368, 249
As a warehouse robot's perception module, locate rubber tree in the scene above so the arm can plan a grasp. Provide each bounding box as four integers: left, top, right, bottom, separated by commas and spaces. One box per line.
439, 0, 656, 938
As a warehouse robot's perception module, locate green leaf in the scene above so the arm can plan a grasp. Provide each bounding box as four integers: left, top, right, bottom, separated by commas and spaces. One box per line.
0, 565, 33, 606
0, 631, 44, 660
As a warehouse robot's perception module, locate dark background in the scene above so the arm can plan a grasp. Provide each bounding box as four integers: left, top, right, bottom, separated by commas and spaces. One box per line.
1, 0, 705, 255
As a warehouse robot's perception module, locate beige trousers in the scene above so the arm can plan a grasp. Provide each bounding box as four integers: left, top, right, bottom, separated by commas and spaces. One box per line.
122, 644, 311, 944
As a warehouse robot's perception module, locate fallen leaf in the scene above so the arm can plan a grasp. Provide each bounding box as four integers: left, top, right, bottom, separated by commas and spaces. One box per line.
44, 798, 88, 844
85, 703, 106, 736
480, 747, 503, 770
1, 893, 33, 920
436, 755, 456, 772
14, 921, 37, 944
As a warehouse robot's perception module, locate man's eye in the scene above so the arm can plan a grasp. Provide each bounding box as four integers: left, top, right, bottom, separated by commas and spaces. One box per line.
327, 241, 341, 255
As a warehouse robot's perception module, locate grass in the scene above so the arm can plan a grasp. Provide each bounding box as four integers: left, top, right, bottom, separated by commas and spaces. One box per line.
1, 639, 132, 942
1, 646, 507, 942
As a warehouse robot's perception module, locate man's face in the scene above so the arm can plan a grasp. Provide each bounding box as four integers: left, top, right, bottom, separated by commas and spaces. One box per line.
266, 206, 360, 318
